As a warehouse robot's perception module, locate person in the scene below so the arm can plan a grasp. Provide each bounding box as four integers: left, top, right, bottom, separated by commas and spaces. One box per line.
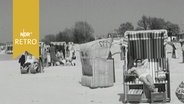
25, 53, 38, 64
172, 44, 176, 58
69, 43, 74, 60
120, 44, 125, 60
19, 52, 27, 67
50, 44, 56, 66
71, 50, 76, 66
20, 52, 38, 71
127, 59, 155, 92
62, 43, 66, 59
40, 43, 47, 67
67, 43, 76, 66
46, 48, 51, 66
56, 50, 65, 65
19, 52, 28, 73
181, 41, 184, 63
66, 44, 70, 58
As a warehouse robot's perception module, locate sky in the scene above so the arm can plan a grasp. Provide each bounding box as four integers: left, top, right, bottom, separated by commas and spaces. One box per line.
0, 0, 184, 43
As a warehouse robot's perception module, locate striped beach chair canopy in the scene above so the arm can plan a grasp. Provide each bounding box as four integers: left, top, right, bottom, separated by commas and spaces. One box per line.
124, 29, 168, 59
124, 29, 168, 40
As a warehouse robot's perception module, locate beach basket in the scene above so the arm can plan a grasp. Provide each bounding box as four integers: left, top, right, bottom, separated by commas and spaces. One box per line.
80, 39, 114, 88
81, 58, 114, 88
123, 30, 171, 103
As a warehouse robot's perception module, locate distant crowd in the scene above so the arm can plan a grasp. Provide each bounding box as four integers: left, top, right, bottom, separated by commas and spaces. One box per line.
40, 42, 76, 67
18, 42, 76, 74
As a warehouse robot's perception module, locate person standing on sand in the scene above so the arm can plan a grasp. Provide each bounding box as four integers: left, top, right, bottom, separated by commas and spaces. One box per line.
181, 41, 184, 63
46, 48, 51, 66
172, 44, 176, 58
40, 43, 47, 67
50, 44, 56, 66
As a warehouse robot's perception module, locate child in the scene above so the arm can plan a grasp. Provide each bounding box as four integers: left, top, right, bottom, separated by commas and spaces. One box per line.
128, 59, 155, 92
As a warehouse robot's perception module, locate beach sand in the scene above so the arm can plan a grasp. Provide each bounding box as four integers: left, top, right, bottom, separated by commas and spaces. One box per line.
0, 45, 183, 104
0, 54, 12, 61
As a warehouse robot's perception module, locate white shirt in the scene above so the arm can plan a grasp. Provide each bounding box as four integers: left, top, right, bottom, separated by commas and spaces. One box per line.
25, 55, 38, 63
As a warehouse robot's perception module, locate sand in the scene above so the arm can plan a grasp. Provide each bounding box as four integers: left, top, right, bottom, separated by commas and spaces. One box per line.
0, 54, 12, 61
0, 44, 184, 104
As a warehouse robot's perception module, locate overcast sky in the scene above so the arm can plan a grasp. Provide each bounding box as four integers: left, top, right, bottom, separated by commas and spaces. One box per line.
0, 0, 184, 43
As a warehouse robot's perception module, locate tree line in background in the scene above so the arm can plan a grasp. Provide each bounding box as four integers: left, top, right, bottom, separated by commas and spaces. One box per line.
117, 15, 180, 37
42, 15, 180, 43
42, 21, 95, 44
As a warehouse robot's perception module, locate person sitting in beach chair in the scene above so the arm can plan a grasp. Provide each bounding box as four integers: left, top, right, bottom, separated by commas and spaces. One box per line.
127, 59, 155, 92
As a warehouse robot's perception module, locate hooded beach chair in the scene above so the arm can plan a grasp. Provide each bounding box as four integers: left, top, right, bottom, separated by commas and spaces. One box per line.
122, 30, 171, 103
80, 39, 115, 88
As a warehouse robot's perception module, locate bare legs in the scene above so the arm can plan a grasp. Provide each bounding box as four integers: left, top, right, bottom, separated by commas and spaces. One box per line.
139, 74, 155, 92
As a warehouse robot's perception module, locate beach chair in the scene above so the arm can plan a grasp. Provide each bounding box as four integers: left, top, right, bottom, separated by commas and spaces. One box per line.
80, 39, 115, 88
122, 30, 171, 103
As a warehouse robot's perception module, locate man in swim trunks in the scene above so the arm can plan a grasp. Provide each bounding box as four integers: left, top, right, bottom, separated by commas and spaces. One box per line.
128, 59, 155, 92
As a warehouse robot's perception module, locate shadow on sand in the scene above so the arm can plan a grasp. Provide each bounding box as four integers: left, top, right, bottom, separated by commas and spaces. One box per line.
118, 93, 141, 104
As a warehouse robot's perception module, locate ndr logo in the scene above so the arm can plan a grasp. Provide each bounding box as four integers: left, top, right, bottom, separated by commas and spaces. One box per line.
20, 29, 32, 38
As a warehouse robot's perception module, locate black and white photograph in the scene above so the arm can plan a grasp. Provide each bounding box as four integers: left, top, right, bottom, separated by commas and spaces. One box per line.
1, 0, 184, 104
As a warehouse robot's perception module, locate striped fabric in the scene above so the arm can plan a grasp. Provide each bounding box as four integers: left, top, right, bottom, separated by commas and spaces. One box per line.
125, 30, 169, 82
147, 58, 167, 82
125, 30, 167, 59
